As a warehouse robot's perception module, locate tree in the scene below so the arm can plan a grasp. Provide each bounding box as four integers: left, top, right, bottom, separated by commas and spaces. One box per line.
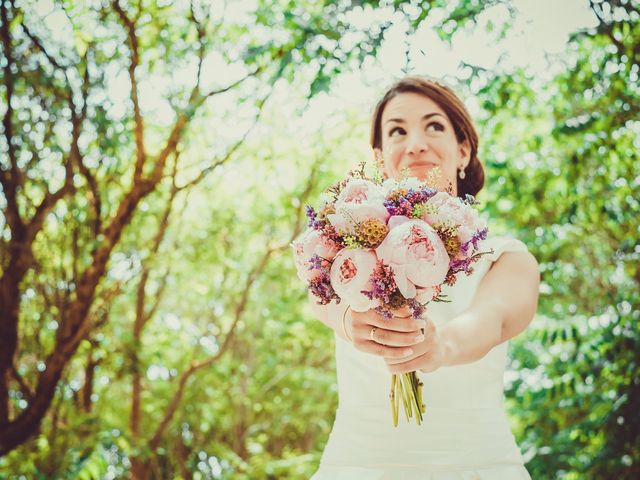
0, 0, 394, 455
474, 1, 639, 478
0, 0, 497, 463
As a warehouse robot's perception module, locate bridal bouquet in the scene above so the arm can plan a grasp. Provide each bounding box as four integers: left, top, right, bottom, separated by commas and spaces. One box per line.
292, 164, 491, 426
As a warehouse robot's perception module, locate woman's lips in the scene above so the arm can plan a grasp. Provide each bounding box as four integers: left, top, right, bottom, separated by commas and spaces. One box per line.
408, 161, 438, 168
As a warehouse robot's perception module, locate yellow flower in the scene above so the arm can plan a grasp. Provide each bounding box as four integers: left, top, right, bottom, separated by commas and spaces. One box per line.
355, 218, 389, 248
443, 235, 461, 257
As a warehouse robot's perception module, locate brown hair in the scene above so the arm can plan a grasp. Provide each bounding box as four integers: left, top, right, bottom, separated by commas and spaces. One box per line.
370, 76, 484, 198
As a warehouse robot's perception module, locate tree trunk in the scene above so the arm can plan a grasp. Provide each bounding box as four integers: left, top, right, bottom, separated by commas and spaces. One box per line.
130, 457, 152, 480
0, 230, 31, 426
0, 183, 156, 454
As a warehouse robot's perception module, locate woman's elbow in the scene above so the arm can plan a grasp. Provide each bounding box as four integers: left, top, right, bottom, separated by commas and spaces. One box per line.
500, 252, 540, 341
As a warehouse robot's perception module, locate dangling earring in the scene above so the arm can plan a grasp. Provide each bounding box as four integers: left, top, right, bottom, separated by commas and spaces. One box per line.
458, 165, 466, 180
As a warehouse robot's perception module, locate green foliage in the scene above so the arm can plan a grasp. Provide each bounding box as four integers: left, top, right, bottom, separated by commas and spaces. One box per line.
2, 0, 637, 478
474, 2, 639, 479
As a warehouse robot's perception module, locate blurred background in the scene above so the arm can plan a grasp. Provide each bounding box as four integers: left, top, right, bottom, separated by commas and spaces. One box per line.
0, 0, 638, 478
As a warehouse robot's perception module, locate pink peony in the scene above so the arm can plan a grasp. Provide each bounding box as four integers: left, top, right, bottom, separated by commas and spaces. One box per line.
329, 249, 379, 312
326, 179, 389, 235
292, 229, 341, 282
457, 207, 487, 244
375, 219, 450, 299
422, 192, 486, 243
415, 286, 439, 304
387, 215, 411, 230
422, 192, 462, 224
381, 177, 424, 194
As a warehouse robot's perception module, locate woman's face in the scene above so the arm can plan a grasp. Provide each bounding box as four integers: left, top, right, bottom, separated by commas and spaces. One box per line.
376, 92, 470, 195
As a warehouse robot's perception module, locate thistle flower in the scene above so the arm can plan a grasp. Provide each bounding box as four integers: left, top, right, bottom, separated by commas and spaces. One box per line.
305, 205, 317, 224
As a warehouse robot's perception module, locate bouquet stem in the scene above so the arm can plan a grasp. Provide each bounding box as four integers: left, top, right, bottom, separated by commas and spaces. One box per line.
390, 372, 426, 426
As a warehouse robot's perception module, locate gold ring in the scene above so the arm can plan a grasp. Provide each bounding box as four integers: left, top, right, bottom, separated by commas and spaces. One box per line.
370, 327, 377, 342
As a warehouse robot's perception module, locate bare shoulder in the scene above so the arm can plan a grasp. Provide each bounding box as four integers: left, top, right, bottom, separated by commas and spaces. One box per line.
482, 250, 540, 341
489, 250, 540, 279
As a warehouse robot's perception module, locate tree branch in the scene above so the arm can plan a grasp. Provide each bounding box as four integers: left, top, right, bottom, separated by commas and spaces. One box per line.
0, 0, 223, 453
23, 43, 84, 243
80, 341, 99, 413
73, 46, 102, 234
288, 159, 321, 245
21, 21, 71, 75
144, 153, 320, 450
112, 0, 146, 181
131, 158, 180, 438
589, 0, 627, 55
147, 241, 275, 451
200, 66, 263, 100
26, 146, 75, 246
10, 363, 34, 403
77, 155, 102, 236
0, 0, 23, 233
175, 81, 273, 192
189, 0, 210, 92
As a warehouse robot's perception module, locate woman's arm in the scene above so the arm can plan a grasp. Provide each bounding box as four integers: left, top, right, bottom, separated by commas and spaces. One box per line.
385, 250, 540, 374
307, 294, 352, 342
439, 250, 540, 366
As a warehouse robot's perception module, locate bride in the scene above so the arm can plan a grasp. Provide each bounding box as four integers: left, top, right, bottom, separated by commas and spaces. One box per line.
308, 77, 540, 479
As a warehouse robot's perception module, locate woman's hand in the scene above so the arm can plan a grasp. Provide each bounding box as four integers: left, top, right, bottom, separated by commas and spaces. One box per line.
345, 306, 426, 361
384, 314, 447, 374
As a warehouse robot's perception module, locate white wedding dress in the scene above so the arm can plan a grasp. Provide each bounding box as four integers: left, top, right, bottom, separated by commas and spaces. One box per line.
310, 236, 532, 480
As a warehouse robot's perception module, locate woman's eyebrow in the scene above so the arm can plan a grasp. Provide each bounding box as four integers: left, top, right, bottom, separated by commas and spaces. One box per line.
384, 112, 444, 125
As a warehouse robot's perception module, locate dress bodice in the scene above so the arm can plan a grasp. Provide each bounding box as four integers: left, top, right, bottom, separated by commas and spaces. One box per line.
311, 236, 533, 480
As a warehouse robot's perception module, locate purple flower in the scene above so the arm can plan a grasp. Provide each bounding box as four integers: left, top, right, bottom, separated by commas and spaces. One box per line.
309, 269, 341, 305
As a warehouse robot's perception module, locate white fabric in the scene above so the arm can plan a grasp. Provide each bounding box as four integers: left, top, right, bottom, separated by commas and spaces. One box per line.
311, 235, 531, 479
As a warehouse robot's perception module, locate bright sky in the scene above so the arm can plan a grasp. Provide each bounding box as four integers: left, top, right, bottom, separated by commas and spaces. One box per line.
28, 0, 597, 164
300, 0, 597, 132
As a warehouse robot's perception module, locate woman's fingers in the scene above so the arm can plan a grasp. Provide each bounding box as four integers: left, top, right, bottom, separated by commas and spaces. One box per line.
354, 325, 424, 347
353, 340, 415, 359
389, 305, 413, 318
384, 317, 437, 366
351, 310, 425, 332
347, 308, 431, 358
384, 314, 426, 333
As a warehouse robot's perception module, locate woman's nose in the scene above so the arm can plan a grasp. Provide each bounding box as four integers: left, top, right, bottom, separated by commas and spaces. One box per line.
406, 133, 429, 155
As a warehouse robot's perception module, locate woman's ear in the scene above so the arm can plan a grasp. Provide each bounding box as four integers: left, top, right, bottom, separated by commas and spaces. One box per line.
458, 139, 471, 168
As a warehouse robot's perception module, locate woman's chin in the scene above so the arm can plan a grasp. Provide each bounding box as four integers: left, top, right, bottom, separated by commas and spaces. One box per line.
408, 166, 429, 181
389, 166, 437, 182
390, 167, 453, 191
387, 167, 422, 181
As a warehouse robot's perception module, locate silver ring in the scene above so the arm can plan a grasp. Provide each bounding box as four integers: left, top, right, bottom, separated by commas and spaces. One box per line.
370, 327, 377, 342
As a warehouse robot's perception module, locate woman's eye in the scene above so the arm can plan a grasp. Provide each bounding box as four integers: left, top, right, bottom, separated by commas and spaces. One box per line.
389, 127, 405, 137
426, 121, 445, 132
